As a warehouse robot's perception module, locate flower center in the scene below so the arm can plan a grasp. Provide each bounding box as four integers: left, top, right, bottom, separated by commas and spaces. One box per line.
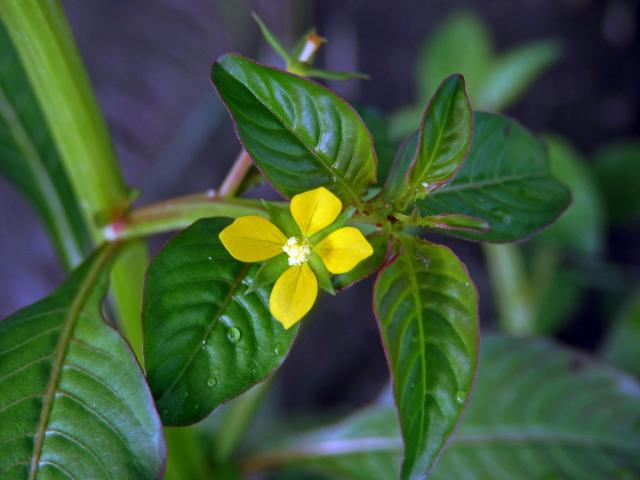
283, 236, 311, 266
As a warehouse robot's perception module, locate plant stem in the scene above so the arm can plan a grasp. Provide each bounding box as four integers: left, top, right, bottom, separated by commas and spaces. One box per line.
104, 192, 274, 241
218, 150, 254, 198
483, 244, 535, 336
213, 381, 272, 463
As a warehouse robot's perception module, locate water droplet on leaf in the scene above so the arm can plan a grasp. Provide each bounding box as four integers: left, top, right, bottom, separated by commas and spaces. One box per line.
226, 327, 242, 343
490, 207, 512, 224
456, 390, 466, 403
207, 376, 217, 387
274, 343, 283, 355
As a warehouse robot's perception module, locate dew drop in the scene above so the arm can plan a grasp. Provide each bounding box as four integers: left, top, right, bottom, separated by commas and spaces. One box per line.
207, 376, 217, 388
490, 207, 512, 224
274, 343, 283, 355
226, 327, 242, 344
456, 390, 466, 403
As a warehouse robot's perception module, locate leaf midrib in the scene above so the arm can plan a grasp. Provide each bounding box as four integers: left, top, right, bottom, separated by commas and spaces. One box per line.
431, 173, 549, 195
412, 80, 463, 185
156, 263, 250, 403
224, 61, 364, 206
29, 243, 118, 479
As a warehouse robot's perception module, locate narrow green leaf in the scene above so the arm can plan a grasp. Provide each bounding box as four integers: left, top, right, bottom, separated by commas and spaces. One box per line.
0, 22, 88, 267
477, 40, 561, 111
373, 238, 479, 478
0, 0, 132, 230
593, 140, 640, 224
407, 75, 472, 196
383, 132, 419, 202
247, 335, 640, 479
143, 218, 297, 426
417, 11, 492, 105
418, 112, 571, 242
0, 244, 165, 479
536, 135, 604, 254
602, 286, 640, 377
211, 54, 377, 204
252, 13, 291, 63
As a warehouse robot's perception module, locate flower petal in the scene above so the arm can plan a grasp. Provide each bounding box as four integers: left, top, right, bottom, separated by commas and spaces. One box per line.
290, 187, 342, 236
269, 264, 318, 329
314, 227, 374, 274
219, 216, 286, 262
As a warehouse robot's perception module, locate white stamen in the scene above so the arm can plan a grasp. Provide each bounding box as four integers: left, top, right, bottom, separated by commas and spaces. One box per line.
283, 237, 311, 266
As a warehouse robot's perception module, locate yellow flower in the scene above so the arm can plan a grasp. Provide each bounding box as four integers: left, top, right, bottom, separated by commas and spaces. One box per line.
219, 187, 374, 329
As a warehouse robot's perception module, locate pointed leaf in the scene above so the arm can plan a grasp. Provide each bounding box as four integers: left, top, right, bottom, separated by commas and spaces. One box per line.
143, 218, 297, 426
407, 74, 472, 196
211, 54, 377, 203
248, 335, 640, 479
0, 245, 165, 479
0, 22, 88, 267
373, 238, 479, 478
477, 40, 561, 111
418, 112, 571, 242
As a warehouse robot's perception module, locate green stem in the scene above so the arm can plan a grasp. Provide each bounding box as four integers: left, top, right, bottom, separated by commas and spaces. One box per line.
1, 0, 148, 360
104, 192, 273, 241
213, 381, 272, 463
483, 244, 535, 336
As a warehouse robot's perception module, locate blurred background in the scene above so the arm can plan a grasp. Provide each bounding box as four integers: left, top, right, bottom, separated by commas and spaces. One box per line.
1, 0, 639, 419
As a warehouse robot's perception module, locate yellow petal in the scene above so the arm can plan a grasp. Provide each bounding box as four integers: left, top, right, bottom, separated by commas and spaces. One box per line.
269, 264, 318, 329
219, 216, 286, 262
314, 227, 374, 274
290, 187, 342, 236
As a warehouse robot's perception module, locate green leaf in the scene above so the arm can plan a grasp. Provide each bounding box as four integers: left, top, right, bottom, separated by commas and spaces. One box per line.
252, 13, 291, 64
373, 238, 479, 478
476, 40, 560, 111
0, 244, 165, 479
211, 54, 377, 204
418, 112, 571, 242
333, 232, 389, 290
0, 1, 132, 231
593, 140, 640, 224
383, 132, 419, 202
246, 335, 640, 479
536, 135, 604, 254
143, 218, 297, 426
406, 75, 472, 199
0, 22, 88, 267
417, 11, 492, 105
602, 286, 640, 377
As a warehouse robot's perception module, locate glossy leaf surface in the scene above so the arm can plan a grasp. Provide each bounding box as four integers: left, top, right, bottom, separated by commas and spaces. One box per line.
0, 22, 88, 267
418, 112, 571, 242
143, 218, 297, 426
373, 239, 479, 478
251, 335, 640, 479
407, 75, 472, 194
0, 245, 165, 479
212, 54, 377, 204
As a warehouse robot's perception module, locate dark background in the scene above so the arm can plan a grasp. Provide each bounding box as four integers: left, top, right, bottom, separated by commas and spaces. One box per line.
1, 0, 638, 414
